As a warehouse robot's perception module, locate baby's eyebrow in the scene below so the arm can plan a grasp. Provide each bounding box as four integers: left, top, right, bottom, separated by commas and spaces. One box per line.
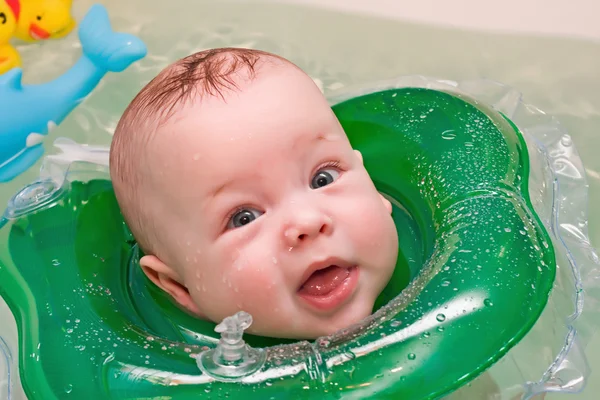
313, 133, 341, 144
292, 133, 327, 149
210, 178, 236, 197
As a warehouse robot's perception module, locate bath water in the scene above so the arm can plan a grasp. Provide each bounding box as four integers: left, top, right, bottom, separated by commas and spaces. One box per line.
2, 0, 599, 398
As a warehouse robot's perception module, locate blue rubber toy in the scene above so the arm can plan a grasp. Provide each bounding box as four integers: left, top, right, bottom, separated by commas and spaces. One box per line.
0, 4, 147, 182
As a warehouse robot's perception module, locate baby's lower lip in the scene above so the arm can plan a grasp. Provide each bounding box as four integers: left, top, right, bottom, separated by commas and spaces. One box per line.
297, 266, 359, 312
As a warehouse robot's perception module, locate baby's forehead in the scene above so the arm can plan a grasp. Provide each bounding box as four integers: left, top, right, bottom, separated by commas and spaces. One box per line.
145, 56, 340, 177
151, 112, 343, 185
158, 66, 330, 137
160, 106, 338, 160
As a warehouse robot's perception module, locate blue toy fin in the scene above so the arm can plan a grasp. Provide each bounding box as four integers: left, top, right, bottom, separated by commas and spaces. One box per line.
0, 68, 23, 90
78, 4, 147, 72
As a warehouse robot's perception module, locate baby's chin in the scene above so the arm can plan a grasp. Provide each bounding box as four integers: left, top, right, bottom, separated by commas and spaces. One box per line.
243, 298, 377, 340
245, 323, 355, 341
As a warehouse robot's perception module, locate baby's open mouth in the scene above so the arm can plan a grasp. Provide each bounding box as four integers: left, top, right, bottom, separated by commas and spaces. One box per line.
297, 261, 359, 311
298, 265, 351, 296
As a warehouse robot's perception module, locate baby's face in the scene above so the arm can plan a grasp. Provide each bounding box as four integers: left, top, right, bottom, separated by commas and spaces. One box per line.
145, 64, 399, 339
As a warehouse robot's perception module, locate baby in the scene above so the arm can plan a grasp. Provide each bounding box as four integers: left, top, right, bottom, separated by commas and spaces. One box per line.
110, 48, 399, 339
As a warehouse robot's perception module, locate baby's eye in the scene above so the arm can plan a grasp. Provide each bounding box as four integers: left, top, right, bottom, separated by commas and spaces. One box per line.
310, 168, 340, 189
227, 208, 263, 229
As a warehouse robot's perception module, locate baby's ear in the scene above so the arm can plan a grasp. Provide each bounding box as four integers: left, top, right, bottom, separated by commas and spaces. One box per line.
139, 255, 202, 316
380, 193, 392, 214
354, 149, 363, 164
355, 148, 392, 214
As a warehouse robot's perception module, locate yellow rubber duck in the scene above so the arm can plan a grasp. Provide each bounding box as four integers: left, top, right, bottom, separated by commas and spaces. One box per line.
12, 0, 75, 42
0, 0, 21, 75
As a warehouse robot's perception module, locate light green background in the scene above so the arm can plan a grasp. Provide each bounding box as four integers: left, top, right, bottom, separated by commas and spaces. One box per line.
2, 0, 600, 398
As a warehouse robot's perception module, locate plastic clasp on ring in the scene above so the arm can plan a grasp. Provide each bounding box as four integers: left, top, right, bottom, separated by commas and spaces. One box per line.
3, 137, 112, 221
196, 311, 266, 381
3, 179, 65, 220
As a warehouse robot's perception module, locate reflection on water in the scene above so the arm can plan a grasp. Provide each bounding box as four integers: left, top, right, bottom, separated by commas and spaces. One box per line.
1, 0, 600, 398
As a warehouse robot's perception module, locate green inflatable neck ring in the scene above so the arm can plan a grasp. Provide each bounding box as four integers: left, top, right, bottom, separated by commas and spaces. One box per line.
0, 85, 556, 399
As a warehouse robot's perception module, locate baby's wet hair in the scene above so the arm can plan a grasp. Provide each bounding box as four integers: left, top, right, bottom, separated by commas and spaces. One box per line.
110, 47, 290, 255
118, 47, 288, 130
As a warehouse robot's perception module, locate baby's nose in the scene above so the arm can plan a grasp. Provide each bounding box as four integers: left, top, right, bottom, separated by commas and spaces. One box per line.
283, 212, 333, 248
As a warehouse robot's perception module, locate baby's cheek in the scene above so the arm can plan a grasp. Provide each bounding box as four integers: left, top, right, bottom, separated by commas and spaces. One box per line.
228, 265, 279, 307
230, 268, 296, 335
229, 240, 282, 293
345, 197, 390, 242
227, 253, 288, 326
192, 240, 292, 328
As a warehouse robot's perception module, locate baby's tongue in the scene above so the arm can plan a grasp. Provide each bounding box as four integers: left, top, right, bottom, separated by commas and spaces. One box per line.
299, 266, 350, 296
